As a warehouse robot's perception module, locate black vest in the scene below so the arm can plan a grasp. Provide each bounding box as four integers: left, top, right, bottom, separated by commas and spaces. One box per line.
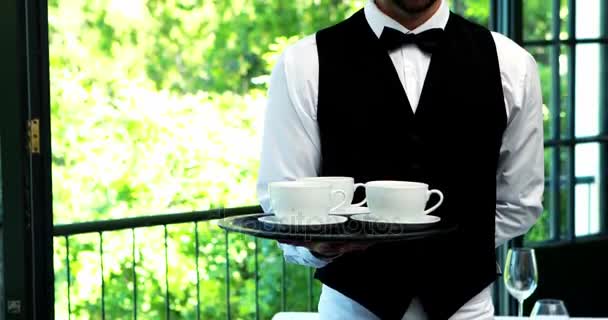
314, 10, 507, 320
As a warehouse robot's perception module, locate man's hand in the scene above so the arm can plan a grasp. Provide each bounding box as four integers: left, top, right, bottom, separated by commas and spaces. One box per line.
279, 240, 374, 259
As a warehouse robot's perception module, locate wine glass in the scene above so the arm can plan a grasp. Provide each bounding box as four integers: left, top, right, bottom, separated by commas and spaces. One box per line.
531, 299, 569, 319
503, 248, 539, 317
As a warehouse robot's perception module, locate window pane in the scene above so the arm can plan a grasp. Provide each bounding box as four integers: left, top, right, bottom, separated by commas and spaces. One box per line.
524, 0, 553, 41
575, 143, 601, 236
526, 45, 569, 141
449, 0, 490, 27
576, 0, 601, 39
525, 148, 554, 243
526, 46, 554, 140
560, 45, 570, 139
560, 147, 572, 239
575, 44, 601, 137
560, 0, 569, 40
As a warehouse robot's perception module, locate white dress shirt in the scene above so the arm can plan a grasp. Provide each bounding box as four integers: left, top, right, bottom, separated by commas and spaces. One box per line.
257, 0, 543, 273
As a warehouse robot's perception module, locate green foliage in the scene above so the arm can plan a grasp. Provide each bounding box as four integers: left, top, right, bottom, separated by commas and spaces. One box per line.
449, 0, 490, 26
50, 0, 363, 319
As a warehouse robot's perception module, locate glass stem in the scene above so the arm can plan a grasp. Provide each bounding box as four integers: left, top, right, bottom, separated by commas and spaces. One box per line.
518, 299, 524, 317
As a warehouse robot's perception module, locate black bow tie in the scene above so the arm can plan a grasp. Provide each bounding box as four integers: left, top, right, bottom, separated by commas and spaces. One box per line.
378, 27, 445, 53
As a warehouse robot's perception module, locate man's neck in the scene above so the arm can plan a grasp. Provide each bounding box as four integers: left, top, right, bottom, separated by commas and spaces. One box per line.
375, 0, 442, 30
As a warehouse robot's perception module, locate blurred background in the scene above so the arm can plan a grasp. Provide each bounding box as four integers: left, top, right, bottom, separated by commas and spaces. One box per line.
1, 0, 606, 319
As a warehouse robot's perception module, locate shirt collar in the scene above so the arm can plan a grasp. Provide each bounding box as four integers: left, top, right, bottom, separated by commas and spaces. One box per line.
364, 0, 450, 38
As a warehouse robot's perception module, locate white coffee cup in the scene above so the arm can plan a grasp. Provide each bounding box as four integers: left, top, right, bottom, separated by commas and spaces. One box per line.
365, 180, 444, 219
268, 181, 347, 218
298, 176, 366, 212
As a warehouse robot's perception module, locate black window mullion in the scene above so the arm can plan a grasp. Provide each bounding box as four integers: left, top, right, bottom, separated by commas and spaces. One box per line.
544, 135, 608, 147
453, 0, 464, 16
600, 0, 608, 233
550, 0, 562, 240
566, 0, 577, 240
509, 0, 523, 44
489, 0, 498, 31
523, 38, 608, 46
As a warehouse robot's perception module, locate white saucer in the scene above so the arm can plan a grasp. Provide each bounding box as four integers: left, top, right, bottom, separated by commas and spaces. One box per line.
330, 206, 371, 216
350, 214, 441, 225
258, 215, 347, 226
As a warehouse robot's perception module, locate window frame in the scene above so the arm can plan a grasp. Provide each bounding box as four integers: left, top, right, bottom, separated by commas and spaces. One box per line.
522, 0, 608, 246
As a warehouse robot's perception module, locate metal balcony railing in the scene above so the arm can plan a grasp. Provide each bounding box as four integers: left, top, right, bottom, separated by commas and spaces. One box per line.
53, 206, 318, 320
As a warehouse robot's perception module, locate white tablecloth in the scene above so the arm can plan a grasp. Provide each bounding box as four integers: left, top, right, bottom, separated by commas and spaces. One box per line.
494, 317, 607, 320
272, 313, 317, 320
494, 317, 608, 320
271, 312, 608, 320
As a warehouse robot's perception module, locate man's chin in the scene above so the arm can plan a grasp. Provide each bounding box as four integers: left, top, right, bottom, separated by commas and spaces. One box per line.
391, 0, 439, 14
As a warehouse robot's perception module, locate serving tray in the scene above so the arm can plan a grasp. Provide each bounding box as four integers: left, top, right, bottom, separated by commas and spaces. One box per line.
217, 213, 457, 242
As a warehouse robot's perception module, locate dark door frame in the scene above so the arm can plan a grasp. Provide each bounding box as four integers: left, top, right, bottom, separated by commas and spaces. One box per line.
1, 0, 54, 319
1, 0, 32, 317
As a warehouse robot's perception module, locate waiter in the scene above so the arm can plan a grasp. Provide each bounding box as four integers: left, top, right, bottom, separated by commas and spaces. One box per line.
257, 0, 544, 319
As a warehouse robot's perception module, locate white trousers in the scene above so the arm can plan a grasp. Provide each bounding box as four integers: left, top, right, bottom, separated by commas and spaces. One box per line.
318, 284, 494, 320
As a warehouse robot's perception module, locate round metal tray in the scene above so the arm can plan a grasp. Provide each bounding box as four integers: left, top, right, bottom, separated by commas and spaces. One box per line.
217, 213, 457, 242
